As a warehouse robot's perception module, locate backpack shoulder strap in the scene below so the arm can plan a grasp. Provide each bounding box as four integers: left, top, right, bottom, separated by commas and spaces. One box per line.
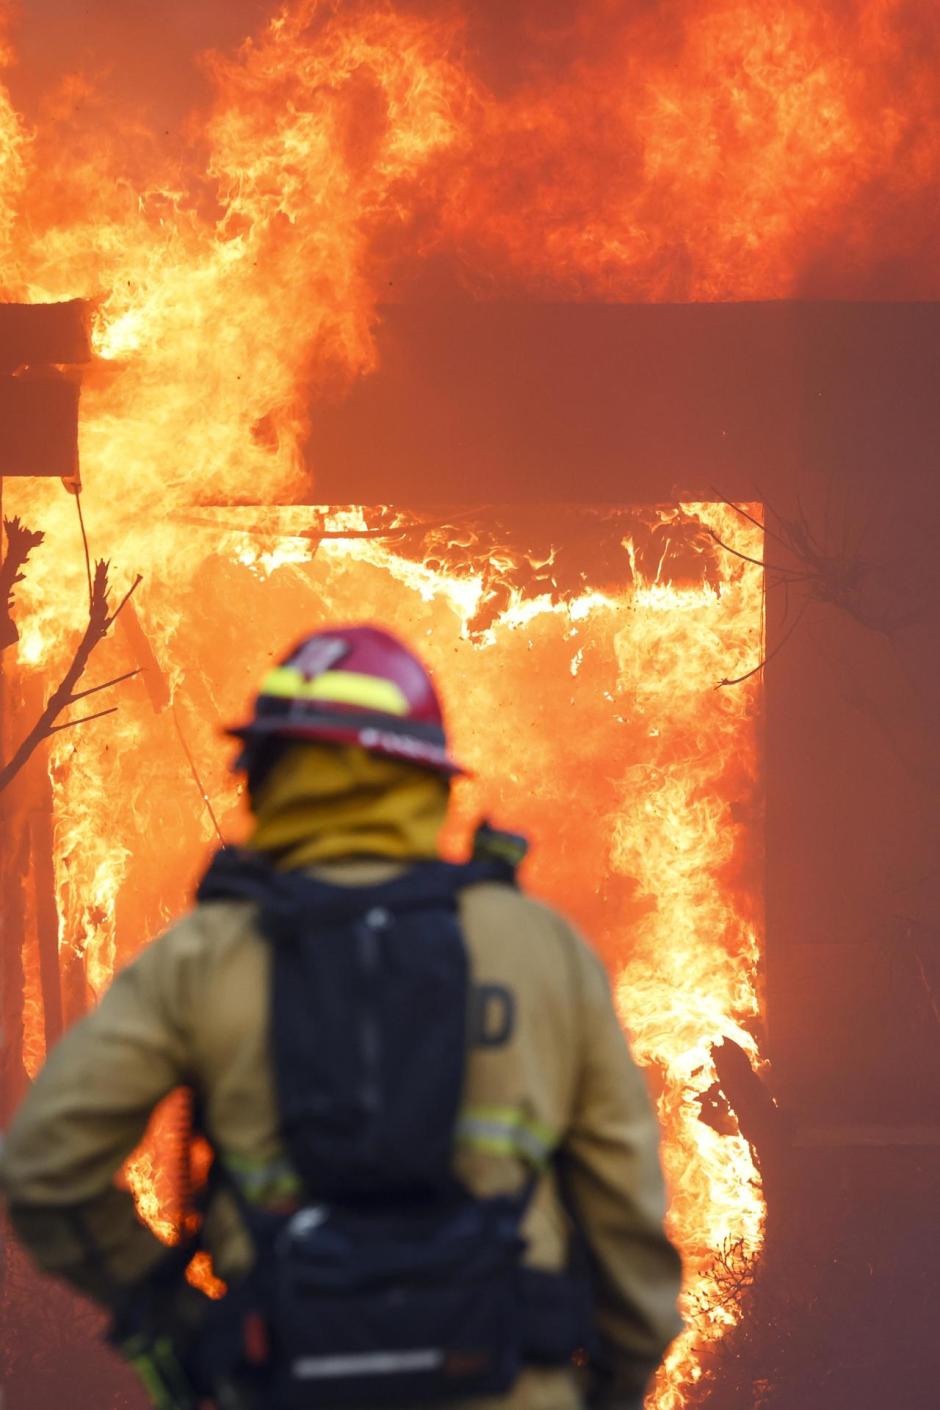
470, 820, 529, 873
194, 820, 529, 915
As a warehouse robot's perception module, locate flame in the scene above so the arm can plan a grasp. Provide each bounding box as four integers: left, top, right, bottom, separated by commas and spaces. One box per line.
20, 894, 45, 1082
0, 0, 804, 1399
419, 0, 940, 300
308, 502, 768, 1402
1, 2, 939, 341
7, 497, 764, 1402
49, 736, 133, 1003
613, 516, 765, 1404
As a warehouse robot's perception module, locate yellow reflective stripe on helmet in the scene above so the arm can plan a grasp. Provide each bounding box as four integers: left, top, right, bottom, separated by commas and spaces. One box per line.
455, 1106, 558, 1170
260, 668, 410, 716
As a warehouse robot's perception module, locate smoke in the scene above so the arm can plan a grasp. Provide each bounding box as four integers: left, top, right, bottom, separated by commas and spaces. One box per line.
5, 2, 267, 123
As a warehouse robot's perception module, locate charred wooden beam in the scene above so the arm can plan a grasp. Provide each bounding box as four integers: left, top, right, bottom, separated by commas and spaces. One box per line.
710, 1037, 790, 1206
0, 377, 82, 479
0, 299, 91, 374
0, 300, 90, 478
117, 600, 170, 714
1, 518, 44, 652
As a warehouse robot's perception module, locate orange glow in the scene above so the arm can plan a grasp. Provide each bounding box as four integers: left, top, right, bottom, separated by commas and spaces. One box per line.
8, 498, 765, 1399
422, 0, 940, 301
1, 2, 939, 324
0, 0, 791, 1398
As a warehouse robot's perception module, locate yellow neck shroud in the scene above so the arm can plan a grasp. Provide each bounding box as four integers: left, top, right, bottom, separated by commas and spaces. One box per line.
247, 742, 449, 870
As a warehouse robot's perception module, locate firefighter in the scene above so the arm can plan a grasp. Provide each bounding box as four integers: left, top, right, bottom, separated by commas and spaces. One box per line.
0, 625, 682, 1410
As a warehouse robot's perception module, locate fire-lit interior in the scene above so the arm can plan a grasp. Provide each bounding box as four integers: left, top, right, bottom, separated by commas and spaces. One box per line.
5, 496, 765, 1407
3, 1, 938, 1407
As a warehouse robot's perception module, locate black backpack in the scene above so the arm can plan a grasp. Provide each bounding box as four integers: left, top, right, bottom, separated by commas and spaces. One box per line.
194, 834, 570, 1408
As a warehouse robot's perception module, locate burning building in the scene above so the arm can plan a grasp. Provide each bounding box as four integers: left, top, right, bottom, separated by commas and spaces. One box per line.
1, 3, 939, 1408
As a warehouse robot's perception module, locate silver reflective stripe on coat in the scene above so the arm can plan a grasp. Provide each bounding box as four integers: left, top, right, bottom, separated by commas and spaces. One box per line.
455, 1104, 559, 1169
293, 1349, 445, 1379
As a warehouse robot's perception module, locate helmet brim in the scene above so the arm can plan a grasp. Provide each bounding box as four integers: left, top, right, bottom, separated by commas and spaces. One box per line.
224, 716, 468, 778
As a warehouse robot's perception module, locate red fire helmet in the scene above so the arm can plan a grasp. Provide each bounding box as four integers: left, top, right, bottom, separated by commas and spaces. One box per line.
226, 625, 465, 776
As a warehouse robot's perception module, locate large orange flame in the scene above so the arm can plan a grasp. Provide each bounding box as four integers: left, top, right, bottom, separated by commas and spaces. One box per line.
6, 499, 765, 1405
417, 0, 940, 300
0, 1, 803, 1402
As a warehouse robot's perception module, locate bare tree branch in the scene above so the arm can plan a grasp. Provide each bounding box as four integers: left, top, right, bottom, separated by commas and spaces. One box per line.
74, 489, 93, 607
69, 668, 141, 701
711, 486, 793, 552
706, 529, 807, 579
47, 706, 119, 734
109, 573, 144, 623
686, 1236, 758, 1326
710, 476, 931, 696
172, 705, 225, 845
0, 561, 143, 794
717, 601, 809, 688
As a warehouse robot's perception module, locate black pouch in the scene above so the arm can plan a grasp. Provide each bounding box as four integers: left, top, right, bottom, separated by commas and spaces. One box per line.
519, 1267, 595, 1365
263, 1195, 527, 1408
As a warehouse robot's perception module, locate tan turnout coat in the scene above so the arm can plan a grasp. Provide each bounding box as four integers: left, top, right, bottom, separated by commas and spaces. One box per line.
0, 861, 682, 1408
